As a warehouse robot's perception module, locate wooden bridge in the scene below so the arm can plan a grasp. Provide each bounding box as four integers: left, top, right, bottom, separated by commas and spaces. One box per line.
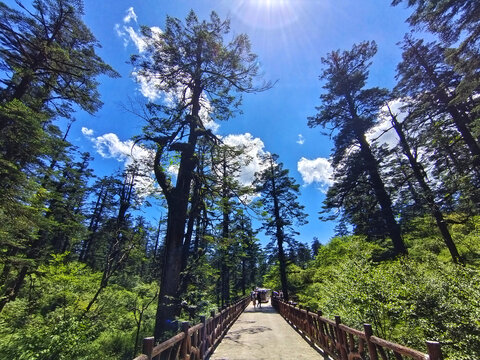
134, 296, 442, 360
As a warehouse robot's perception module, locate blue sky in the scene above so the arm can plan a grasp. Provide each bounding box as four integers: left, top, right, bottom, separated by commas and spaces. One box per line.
28, 0, 414, 246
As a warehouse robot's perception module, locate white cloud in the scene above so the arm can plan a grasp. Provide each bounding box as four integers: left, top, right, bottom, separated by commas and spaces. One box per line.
223, 133, 268, 186
115, 9, 217, 128
167, 164, 179, 179
366, 118, 398, 149
125, 26, 147, 53
366, 99, 407, 149
114, 8, 219, 134
114, 23, 126, 38
132, 70, 162, 101
81, 127, 94, 136
123, 7, 138, 24
115, 8, 161, 53
199, 94, 219, 133
297, 157, 333, 193
296, 134, 305, 145
204, 118, 220, 133
83, 130, 267, 199
91, 133, 133, 161
83, 131, 156, 197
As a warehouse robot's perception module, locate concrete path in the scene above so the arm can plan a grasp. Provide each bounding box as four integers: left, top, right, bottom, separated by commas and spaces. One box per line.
209, 302, 324, 360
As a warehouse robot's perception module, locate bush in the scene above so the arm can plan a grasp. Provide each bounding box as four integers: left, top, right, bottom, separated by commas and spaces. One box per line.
297, 236, 480, 359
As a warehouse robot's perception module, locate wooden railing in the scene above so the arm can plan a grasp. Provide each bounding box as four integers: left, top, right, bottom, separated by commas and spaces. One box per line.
271, 297, 443, 360
133, 296, 250, 360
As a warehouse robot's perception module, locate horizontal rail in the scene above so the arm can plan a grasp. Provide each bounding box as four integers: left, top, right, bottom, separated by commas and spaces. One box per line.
271, 296, 442, 360
133, 296, 250, 360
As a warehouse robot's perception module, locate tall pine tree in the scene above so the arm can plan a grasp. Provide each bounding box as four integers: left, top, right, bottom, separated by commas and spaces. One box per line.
254, 154, 307, 302
308, 41, 408, 256
132, 10, 270, 339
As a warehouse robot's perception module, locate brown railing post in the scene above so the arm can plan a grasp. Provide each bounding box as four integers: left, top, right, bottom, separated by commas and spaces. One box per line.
210, 310, 216, 344
181, 322, 190, 359
364, 324, 378, 360
200, 315, 207, 359
335, 316, 348, 360
304, 307, 310, 338
142, 337, 154, 360
426, 341, 442, 360
316, 311, 326, 348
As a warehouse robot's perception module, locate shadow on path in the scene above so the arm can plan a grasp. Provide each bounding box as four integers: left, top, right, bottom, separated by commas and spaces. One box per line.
209, 302, 324, 359
224, 326, 272, 341
244, 305, 277, 314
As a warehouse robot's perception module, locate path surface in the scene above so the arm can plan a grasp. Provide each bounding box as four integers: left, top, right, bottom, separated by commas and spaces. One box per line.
209, 301, 323, 360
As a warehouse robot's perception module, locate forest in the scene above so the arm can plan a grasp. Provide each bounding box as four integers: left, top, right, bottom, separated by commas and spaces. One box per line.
0, 0, 479, 359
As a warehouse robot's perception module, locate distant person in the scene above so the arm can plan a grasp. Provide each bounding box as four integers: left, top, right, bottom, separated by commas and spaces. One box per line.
251, 291, 256, 307
256, 291, 262, 308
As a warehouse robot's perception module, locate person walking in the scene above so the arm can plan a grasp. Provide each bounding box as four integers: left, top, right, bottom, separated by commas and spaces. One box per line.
251, 291, 256, 307
256, 291, 262, 308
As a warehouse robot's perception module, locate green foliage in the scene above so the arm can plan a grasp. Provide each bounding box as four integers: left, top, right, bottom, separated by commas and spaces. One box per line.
296, 234, 480, 360
0, 254, 159, 360
263, 262, 310, 299
0, 100, 49, 178
0, 0, 119, 116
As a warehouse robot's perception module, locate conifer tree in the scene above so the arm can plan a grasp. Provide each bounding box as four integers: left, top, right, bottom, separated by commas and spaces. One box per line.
308, 41, 408, 256
391, 0, 480, 107
0, 0, 117, 312
254, 154, 307, 302
132, 10, 269, 339
0, 0, 118, 114
384, 103, 462, 263
395, 36, 480, 169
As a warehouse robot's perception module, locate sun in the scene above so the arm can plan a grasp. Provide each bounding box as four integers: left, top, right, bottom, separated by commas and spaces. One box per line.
256, 0, 284, 7
248, 0, 291, 9
233, 0, 299, 30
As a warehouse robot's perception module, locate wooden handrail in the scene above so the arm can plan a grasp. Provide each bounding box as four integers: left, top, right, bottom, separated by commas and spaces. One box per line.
133, 296, 250, 360
271, 296, 443, 360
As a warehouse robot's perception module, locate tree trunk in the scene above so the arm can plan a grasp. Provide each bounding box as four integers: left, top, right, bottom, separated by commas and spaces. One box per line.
221, 261, 230, 307
346, 94, 407, 256
277, 236, 289, 302
152, 61, 204, 339
389, 108, 461, 263
220, 152, 231, 306
153, 116, 199, 339
0, 266, 28, 313
270, 160, 290, 301
241, 258, 246, 296
80, 185, 107, 263
154, 201, 188, 339
220, 209, 230, 306
358, 133, 408, 256
181, 177, 202, 272
0, 228, 46, 313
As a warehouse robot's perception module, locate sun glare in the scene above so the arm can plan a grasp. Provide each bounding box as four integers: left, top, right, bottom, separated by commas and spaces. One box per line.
256, 0, 280, 7
233, 0, 299, 30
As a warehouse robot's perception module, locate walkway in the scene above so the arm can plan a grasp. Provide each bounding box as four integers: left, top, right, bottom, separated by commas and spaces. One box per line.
209, 301, 324, 360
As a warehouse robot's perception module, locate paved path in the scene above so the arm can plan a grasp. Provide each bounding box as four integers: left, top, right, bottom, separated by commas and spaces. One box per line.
209, 302, 324, 360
